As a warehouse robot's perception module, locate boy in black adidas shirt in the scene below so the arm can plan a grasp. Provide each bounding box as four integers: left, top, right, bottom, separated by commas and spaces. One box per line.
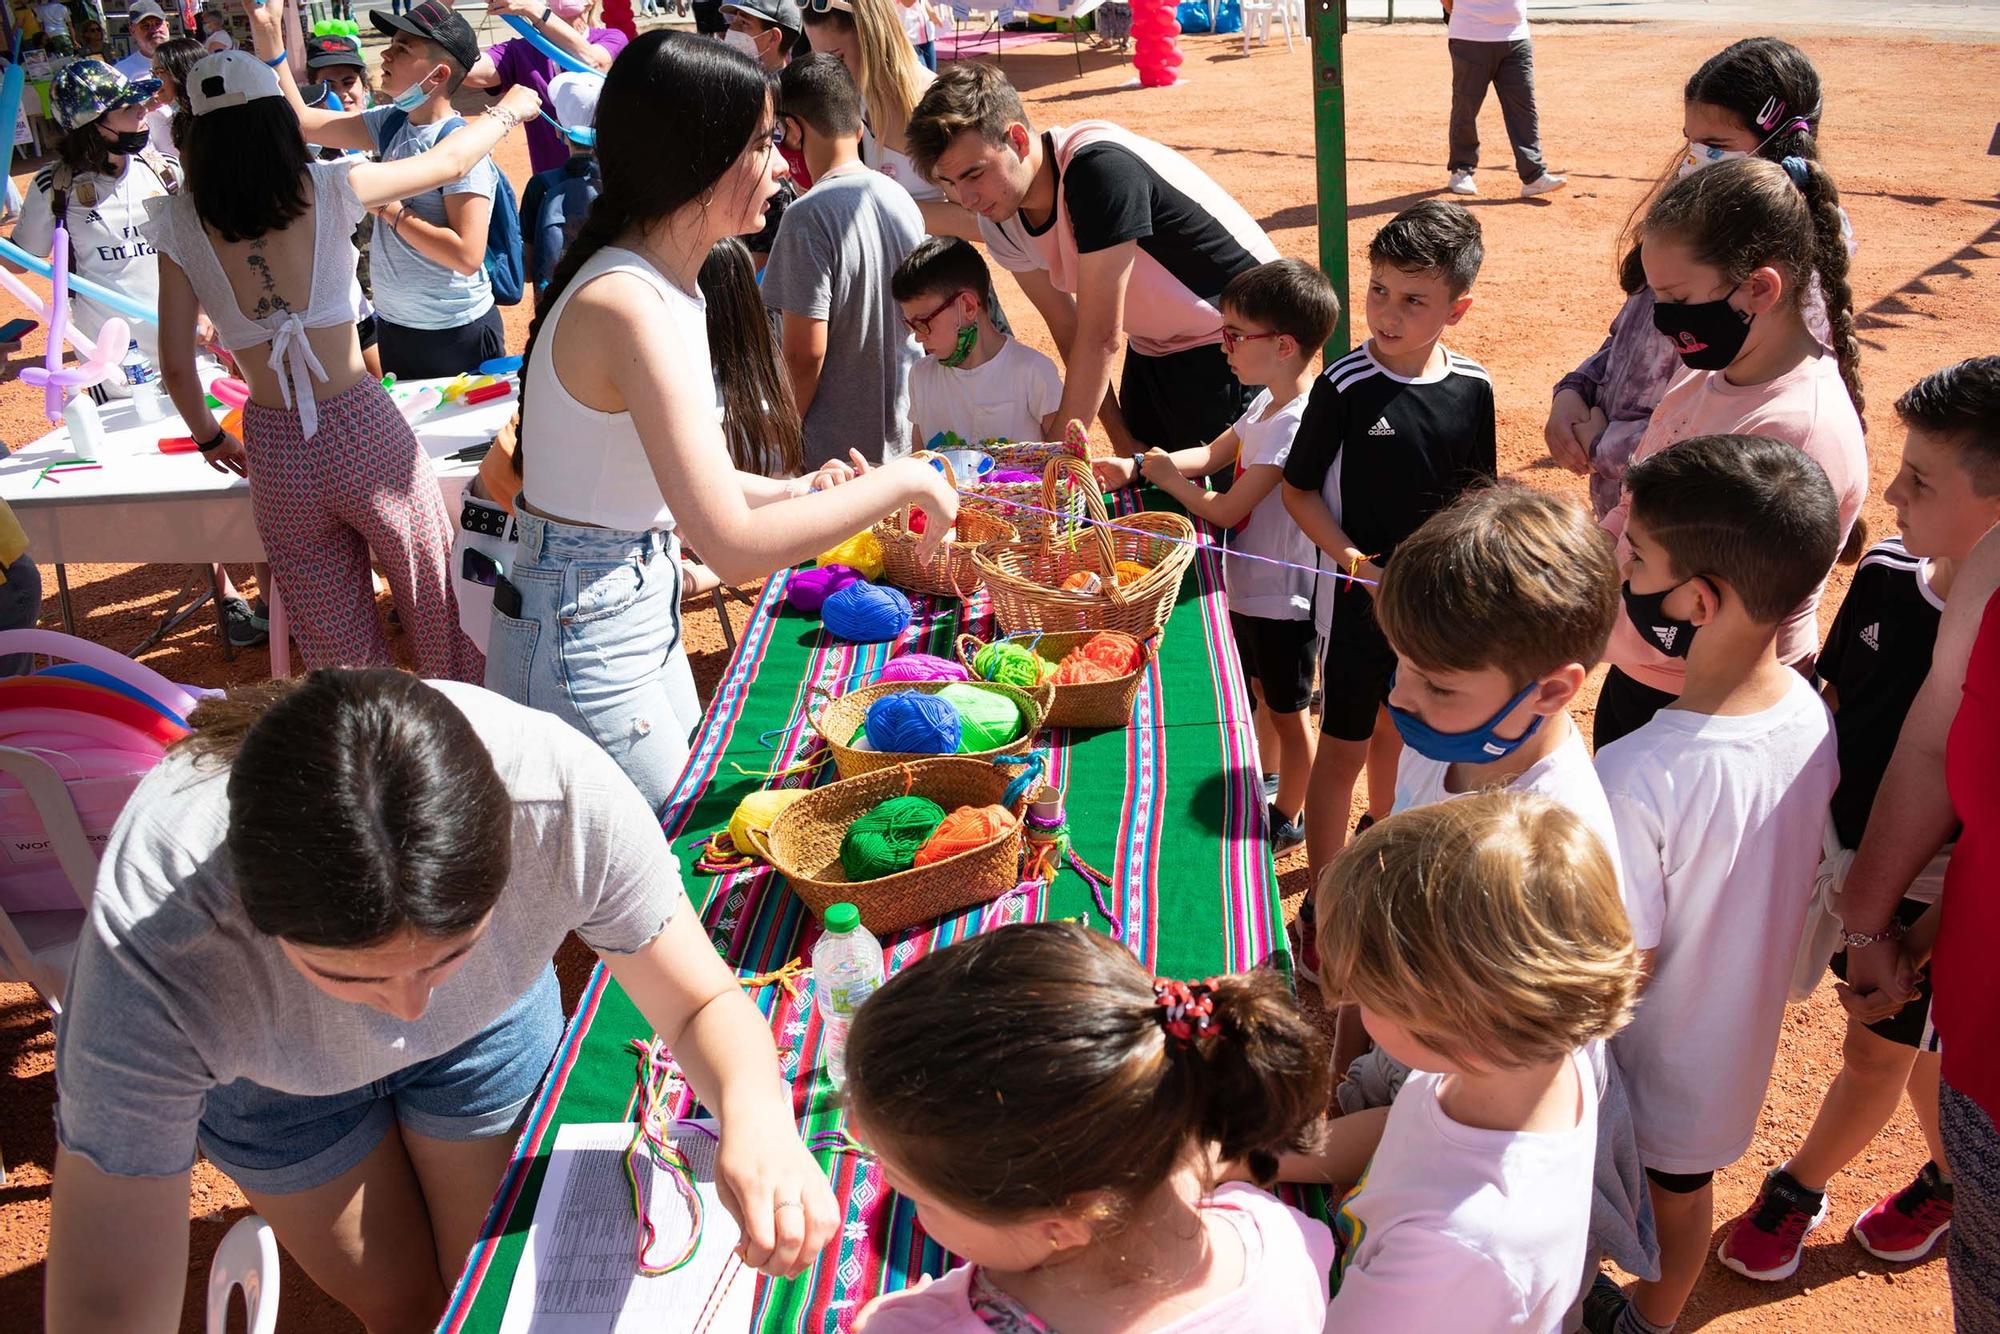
1281, 199, 1496, 881
1716, 357, 2000, 1282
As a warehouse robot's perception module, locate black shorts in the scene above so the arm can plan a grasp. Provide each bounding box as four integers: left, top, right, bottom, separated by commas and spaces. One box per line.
1120, 341, 1256, 456
375, 305, 506, 381
357, 313, 378, 351
1646, 1167, 1715, 1195
1319, 592, 1397, 742
1592, 666, 1678, 750
1230, 612, 1317, 715
1829, 896, 1938, 1050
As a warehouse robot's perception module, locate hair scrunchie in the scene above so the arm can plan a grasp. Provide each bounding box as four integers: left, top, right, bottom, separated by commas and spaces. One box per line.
1153, 977, 1221, 1046
1780, 156, 1810, 190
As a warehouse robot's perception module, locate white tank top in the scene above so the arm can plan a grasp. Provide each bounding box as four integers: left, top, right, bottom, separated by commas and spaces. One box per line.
523, 246, 713, 533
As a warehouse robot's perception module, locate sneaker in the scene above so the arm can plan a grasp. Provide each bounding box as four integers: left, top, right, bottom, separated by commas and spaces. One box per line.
1717, 1167, 1830, 1281
1521, 172, 1568, 198
1853, 1160, 1953, 1262
1447, 171, 1477, 195
1269, 803, 1305, 853
1261, 771, 1281, 801
1354, 812, 1376, 838
1289, 894, 1321, 985
220, 595, 269, 649
1579, 1274, 1630, 1334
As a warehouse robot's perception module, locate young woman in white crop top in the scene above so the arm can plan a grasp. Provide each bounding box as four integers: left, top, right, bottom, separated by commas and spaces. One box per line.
485, 32, 954, 813
145, 36, 542, 681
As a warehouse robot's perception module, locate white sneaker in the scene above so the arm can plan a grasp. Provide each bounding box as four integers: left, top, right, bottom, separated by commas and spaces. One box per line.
1521, 173, 1568, 198
1447, 171, 1477, 196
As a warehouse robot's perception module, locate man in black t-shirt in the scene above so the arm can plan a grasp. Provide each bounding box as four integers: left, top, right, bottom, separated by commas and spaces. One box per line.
1280, 201, 1495, 875
907, 62, 1277, 457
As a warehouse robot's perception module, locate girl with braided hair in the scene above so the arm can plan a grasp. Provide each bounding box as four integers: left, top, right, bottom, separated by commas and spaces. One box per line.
1545, 38, 1848, 517
844, 921, 1336, 1333
484, 30, 954, 812
1590, 151, 1869, 750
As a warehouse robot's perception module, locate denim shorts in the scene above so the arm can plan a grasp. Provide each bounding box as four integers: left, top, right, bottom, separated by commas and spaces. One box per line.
197, 965, 562, 1196
484, 507, 703, 814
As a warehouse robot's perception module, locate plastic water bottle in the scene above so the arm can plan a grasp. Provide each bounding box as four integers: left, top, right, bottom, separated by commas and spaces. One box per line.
120, 339, 155, 388
812, 902, 883, 1089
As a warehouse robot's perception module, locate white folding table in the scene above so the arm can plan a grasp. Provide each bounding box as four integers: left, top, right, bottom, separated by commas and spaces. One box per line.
0, 380, 517, 677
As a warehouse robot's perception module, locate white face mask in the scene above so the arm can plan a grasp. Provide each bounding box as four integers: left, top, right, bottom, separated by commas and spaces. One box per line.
722, 29, 762, 60
1675, 140, 1747, 180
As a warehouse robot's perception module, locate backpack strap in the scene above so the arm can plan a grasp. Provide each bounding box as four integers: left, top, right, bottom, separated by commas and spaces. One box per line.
373, 107, 411, 156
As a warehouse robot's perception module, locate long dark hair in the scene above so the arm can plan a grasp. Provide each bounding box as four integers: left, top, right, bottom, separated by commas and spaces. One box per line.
1643, 154, 1863, 422
699, 236, 803, 477
182, 97, 311, 242
55, 122, 120, 178
181, 670, 513, 948
515, 32, 775, 472
1618, 37, 1826, 295
154, 37, 207, 155
846, 922, 1329, 1224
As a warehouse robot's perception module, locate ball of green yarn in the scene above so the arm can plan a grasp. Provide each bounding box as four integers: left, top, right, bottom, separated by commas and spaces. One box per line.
840, 794, 948, 880
973, 640, 1046, 689
935, 682, 1024, 753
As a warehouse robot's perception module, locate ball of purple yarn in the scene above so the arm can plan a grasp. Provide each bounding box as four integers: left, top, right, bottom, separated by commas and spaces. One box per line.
788, 563, 863, 614
878, 653, 971, 684
987, 469, 1039, 484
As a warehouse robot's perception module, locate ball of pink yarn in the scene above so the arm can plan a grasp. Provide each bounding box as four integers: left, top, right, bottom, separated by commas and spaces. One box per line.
789, 563, 863, 613
878, 653, 971, 684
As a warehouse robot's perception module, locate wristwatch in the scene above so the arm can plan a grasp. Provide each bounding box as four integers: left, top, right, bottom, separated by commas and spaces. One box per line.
538, 5, 554, 23
1842, 921, 1905, 951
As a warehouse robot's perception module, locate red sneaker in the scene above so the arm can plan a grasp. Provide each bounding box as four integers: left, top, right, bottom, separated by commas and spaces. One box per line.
1717, 1168, 1829, 1281
1852, 1162, 1953, 1262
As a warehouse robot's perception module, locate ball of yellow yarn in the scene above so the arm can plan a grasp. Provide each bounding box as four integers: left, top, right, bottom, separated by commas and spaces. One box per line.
728, 788, 809, 853
817, 530, 885, 582
1113, 560, 1151, 586
914, 804, 1019, 866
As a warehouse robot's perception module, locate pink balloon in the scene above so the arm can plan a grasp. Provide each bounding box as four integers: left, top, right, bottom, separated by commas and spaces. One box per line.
209, 376, 251, 409
1132, 0, 1182, 87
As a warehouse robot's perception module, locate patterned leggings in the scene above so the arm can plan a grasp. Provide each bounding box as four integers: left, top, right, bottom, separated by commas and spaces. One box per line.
244, 380, 483, 683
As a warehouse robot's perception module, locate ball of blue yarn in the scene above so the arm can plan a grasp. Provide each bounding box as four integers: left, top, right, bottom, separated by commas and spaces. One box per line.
863, 691, 962, 754
821, 581, 912, 643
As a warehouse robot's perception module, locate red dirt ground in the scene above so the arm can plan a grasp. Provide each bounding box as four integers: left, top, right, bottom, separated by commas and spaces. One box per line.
4, 16, 1997, 1330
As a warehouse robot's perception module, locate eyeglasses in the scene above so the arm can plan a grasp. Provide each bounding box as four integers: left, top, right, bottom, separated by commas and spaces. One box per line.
903, 291, 968, 337
1220, 328, 1282, 353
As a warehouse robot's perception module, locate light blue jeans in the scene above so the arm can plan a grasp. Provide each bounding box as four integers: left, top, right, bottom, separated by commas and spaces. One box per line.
485, 509, 703, 814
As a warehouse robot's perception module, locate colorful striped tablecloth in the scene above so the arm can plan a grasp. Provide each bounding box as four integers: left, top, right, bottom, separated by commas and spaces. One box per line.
440, 503, 1304, 1334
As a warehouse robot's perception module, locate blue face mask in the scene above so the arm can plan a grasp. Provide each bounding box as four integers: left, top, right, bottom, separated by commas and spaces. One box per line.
1387, 674, 1546, 764
390, 67, 443, 113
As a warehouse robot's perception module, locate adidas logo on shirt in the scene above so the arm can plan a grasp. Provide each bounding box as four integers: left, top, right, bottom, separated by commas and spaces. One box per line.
1860, 622, 1881, 651
1367, 417, 1395, 437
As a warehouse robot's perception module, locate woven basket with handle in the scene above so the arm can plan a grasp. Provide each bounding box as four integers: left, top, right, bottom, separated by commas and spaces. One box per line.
763, 757, 1031, 935
955, 627, 1162, 730
809, 678, 1051, 779
959, 422, 1091, 540
970, 455, 1196, 637
873, 452, 1017, 599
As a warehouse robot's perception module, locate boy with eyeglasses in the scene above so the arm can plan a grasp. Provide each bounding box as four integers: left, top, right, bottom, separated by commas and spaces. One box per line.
892, 236, 1062, 453
765, 54, 923, 467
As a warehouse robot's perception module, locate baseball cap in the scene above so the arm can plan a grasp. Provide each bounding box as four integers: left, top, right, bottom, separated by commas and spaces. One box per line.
187, 49, 284, 115
127, 1, 169, 27
721, 0, 803, 39
304, 33, 366, 70
371, 0, 480, 73
547, 71, 600, 133
51, 59, 162, 132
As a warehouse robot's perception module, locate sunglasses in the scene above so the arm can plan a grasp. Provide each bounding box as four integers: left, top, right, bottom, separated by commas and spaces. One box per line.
903, 291, 968, 337
1220, 327, 1283, 353
804, 0, 856, 12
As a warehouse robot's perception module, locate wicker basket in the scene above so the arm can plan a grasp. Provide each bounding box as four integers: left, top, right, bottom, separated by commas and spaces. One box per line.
970, 455, 1197, 637
763, 757, 1030, 934
961, 424, 1091, 540
955, 628, 1162, 730
874, 452, 1018, 599
808, 678, 1052, 779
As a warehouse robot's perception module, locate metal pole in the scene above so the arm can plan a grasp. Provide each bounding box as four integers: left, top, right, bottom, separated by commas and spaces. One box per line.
1311, 0, 1352, 357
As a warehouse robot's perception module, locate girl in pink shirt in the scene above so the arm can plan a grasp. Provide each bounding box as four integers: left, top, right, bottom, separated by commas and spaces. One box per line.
1594, 152, 1868, 748
846, 922, 1335, 1334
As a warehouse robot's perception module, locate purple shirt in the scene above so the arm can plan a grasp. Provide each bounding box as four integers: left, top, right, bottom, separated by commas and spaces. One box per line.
486, 28, 628, 174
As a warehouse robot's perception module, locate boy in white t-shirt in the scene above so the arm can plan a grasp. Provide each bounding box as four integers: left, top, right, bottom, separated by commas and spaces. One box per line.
1592, 433, 1843, 1334
1095, 258, 1337, 849
892, 236, 1061, 454
1308, 792, 1641, 1332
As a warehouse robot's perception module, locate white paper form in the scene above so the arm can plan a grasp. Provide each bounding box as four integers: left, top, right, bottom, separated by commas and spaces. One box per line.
498, 1121, 754, 1334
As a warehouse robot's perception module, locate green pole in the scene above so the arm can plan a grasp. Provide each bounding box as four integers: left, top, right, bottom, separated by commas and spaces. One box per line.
1311, 0, 1352, 358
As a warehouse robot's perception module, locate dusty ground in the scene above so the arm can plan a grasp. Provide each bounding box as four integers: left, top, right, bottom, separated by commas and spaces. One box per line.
4, 15, 1997, 1330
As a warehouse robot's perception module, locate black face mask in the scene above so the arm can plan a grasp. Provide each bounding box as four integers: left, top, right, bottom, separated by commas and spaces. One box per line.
108, 127, 151, 155
1621, 579, 1701, 659
1651, 282, 1752, 370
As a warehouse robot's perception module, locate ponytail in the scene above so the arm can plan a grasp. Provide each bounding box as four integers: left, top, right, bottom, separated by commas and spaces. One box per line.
1793, 157, 1865, 423
845, 922, 1329, 1227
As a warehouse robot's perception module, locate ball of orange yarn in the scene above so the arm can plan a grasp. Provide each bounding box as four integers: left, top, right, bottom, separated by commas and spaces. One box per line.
1051, 656, 1118, 686
913, 803, 1019, 866
1113, 560, 1151, 586
1061, 570, 1103, 594
1066, 630, 1144, 677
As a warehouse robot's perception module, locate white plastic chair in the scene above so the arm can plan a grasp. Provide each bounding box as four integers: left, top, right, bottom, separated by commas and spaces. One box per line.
1241, 0, 1294, 50
0, 745, 99, 1015
206, 1215, 281, 1334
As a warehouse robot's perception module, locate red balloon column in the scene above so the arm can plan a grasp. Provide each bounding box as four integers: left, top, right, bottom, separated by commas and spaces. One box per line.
1132, 0, 1183, 87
